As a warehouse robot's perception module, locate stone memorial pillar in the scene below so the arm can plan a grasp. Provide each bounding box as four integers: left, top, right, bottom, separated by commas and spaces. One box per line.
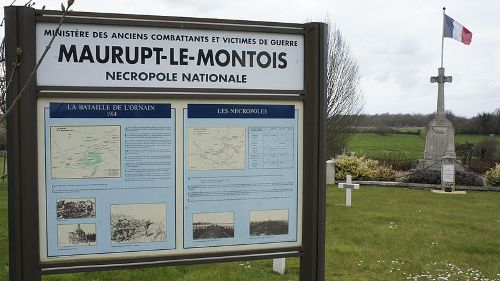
418, 67, 459, 172
326, 160, 335, 185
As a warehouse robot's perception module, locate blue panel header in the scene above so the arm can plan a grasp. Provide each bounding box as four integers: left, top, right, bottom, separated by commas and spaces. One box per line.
50, 103, 171, 118
187, 104, 295, 119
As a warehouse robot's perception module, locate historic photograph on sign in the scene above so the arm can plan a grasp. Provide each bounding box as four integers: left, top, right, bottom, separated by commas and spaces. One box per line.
110, 203, 167, 244
188, 127, 245, 170
250, 209, 289, 236
192, 212, 235, 240
57, 223, 96, 247
50, 125, 121, 179
57, 198, 96, 220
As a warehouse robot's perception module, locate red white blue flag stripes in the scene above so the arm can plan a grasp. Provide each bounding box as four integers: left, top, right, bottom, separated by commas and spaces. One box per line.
443, 14, 472, 45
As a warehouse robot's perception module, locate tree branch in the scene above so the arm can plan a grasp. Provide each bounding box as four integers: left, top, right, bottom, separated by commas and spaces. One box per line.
0, 1, 75, 124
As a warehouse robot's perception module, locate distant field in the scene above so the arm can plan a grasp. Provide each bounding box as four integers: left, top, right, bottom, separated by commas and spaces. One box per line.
348, 133, 500, 159
455, 134, 500, 145
348, 133, 425, 158
2, 185, 500, 280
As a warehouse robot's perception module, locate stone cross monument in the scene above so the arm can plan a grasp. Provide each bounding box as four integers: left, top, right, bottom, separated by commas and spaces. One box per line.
417, 7, 470, 183
417, 67, 457, 170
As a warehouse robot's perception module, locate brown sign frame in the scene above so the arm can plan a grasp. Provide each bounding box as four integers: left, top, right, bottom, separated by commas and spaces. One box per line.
5, 6, 327, 281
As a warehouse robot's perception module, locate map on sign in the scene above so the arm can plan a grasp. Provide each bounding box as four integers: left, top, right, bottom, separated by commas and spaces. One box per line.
188, 127, 245, 170
50, 125, 121, 179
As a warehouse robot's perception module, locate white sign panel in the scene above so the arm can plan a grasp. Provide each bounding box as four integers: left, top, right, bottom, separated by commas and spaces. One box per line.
442, 164, 455, 183
36, 23, 304, 90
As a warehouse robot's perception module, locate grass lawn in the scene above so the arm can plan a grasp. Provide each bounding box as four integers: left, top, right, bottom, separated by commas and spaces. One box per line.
326, 186, 500, 281
0, 156, 6, 177
0, 184, 7, 281
1, 185, 500, 280
348, 133, 500, 159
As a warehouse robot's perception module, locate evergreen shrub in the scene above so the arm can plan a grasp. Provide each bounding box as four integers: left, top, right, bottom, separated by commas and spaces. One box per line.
485, 164, 500, 186
334, 154, 397, 181
455, 170, 484, 187
404, 169, 441, 184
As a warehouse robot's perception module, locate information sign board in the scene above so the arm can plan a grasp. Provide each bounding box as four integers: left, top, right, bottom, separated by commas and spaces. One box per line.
442, 164, 455, 183
37, 99, 303, 261
5, 7, 326, 281
182, 104, 300, 249
39, 101, 177, 258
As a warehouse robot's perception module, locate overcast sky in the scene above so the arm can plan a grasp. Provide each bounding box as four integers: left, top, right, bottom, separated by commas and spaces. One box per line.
2, 0, 499, 117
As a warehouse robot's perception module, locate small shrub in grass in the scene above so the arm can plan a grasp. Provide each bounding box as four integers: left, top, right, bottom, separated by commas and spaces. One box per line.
455, 170, 484, 186
404, 169, 441, 184
485, 164, 500, 186
334, 154, 397, 181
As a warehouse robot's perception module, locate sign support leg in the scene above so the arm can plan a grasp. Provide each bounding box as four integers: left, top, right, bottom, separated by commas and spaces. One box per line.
300, 22, 327, 281
5, 6, 41, 281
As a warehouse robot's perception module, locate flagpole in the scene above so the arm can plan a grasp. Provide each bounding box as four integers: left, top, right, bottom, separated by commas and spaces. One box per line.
441, 7, 446, 68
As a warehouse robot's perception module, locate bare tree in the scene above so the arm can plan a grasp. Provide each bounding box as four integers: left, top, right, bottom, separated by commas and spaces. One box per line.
0, 39, 6, 114
0, 1, 72, 120
0, 0, 37, 114
326, 22, 364, 158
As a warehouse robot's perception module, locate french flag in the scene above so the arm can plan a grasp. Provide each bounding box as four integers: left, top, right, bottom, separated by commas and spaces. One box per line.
444, 14, 472, 45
